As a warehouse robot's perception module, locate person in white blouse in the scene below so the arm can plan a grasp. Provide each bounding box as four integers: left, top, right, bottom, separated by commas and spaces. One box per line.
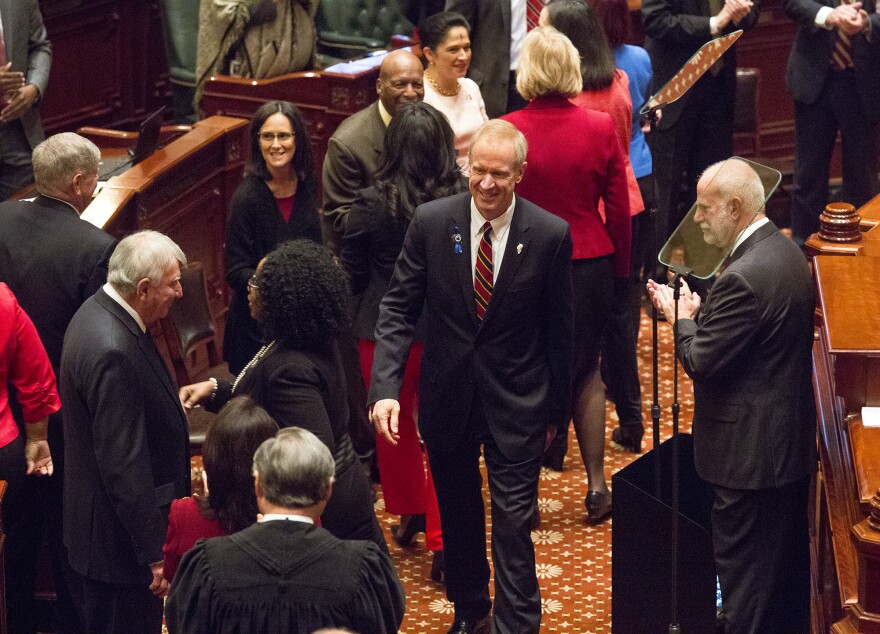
421, 11, 488, 175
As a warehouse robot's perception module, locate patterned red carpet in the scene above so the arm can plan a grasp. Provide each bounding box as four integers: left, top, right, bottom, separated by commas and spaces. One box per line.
182, 311, 695, 634
380, 312, 695, 634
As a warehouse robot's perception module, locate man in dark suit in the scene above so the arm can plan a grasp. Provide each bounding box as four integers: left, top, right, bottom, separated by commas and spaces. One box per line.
648, 159, 816, 633
642, 0, 759, 246
784, 0, 880, 247
165, 425, 405, 634
61, 231, 191, 634
0, 0, 52, 200
445, 0, 527, 119
370, 120, 573, 634
321, 48, 424, 468
0, 132, 116, 634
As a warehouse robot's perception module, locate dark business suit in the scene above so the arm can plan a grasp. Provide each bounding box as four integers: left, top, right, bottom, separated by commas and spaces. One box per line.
676, 221, 816, 633
0, 0, 52, 199
784, 0, 880, 246
642, 0, 759, 240
0, 194, 116, 634
446, 0, 514, 119
369, 192, 573, 632
61, 289, 190, 633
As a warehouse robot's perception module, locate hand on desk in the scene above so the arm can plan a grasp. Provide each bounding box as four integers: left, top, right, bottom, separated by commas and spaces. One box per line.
370, 399, 401, 446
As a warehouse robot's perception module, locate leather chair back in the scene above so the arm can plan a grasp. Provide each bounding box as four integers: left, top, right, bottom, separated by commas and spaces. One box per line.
316, 0, 413, 58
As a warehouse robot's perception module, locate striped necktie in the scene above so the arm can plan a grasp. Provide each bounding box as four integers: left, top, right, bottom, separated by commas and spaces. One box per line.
474, 222, 493, 321
831, 0, 855, 70
526, 0, 545, 31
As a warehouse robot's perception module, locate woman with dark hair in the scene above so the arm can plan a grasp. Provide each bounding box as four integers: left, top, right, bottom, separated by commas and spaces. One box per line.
341, 102, 464, 581
162, 396, 279, 583
541, 0, 649, 462
420, 11, 488, 174
502, 27, 630, 523
223, 99, 321, 375
180, 240, 386, 550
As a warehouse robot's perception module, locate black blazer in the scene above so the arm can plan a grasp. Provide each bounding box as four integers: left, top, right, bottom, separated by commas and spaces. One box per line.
223, 173, 321, 373
369, 192, 574, 462
676, 222, 817, 489
340, 186, 428, 341
784, 0, 880, 125
642, 0, 760, 128
60, 289, 190, 583
0, 195, 116, 369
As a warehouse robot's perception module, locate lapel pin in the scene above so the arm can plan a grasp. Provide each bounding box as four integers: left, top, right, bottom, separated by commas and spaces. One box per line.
452, 225, 463, 254
517, 243, 523, 254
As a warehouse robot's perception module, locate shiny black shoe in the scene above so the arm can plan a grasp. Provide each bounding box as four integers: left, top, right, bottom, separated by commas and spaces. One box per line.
610, 425, 644, 454
585, 489, 612, 524
445, 613, 492, 634
390, 513, 426, 547
431, 550, 445, 584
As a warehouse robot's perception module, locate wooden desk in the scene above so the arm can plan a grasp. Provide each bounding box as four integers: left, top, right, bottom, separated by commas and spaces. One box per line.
811, 242, 880, 633
79, 115, 249, 315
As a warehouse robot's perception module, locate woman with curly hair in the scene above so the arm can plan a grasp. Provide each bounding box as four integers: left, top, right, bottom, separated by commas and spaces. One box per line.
341, 102, 464, 581
162, 396, 279, 583
180, 240, 386, 549
223, 100, 321, 375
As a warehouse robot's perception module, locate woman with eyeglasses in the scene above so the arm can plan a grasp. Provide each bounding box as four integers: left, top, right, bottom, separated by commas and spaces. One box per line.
501, 27, 630, 524
223, 100, 321, 375
180, 240, 387, 551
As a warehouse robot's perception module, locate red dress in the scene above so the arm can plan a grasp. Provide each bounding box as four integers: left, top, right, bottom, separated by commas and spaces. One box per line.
0, 283, 60, 449
163, 496, 227, 583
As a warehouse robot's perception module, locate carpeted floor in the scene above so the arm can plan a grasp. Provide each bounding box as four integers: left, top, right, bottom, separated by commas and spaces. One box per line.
378, 310, 695, 633
183, 309, 694, 634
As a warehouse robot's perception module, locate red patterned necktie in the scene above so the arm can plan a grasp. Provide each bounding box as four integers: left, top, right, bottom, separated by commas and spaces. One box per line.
474, 222, 493, 321
526, 0, 545, 31
832, 0, 854, 70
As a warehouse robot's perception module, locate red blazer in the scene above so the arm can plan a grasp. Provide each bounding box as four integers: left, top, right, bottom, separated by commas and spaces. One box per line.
502, 96, 631, 277
163, 496, 227, 583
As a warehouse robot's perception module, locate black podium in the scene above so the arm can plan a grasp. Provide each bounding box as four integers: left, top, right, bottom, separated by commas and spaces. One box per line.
611, 433, 717, 633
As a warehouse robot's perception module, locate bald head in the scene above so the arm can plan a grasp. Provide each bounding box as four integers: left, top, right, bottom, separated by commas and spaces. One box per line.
376, 50, 424, 117
694, 159, 766, 249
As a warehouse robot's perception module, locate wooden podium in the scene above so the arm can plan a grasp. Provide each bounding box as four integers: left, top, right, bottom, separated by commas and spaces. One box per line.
78, 115, 248, 316
808, 193, 880, 633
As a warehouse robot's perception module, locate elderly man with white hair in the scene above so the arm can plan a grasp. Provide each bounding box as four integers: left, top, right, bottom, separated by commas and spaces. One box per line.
61, 230, 190, 634
648, 159, 816, 634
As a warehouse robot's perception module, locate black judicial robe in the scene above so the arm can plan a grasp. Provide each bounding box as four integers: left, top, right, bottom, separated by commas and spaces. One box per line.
164, 520, 405, 634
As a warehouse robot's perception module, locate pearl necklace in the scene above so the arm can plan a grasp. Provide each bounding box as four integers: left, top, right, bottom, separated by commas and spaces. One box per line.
232, 340, 278, 393
427, 69, 460, 97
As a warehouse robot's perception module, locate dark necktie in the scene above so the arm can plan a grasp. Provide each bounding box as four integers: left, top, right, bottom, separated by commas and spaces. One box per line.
832, 0, 855, 70
526, 0, 545, 31
474, 222, 493, 321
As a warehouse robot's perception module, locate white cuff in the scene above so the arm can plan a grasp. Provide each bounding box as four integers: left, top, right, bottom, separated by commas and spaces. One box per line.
815, 6, 833, 28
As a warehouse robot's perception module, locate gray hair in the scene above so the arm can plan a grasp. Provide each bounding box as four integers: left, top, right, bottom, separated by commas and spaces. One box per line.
253, 427, 335, 509
32, 133, 101, 197
469, 120, 528, 170
703, 159, 766, 217
107, 230, 187, 297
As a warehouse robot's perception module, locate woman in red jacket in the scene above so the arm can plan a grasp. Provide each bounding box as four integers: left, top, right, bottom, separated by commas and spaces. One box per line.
502, 26, 630, 523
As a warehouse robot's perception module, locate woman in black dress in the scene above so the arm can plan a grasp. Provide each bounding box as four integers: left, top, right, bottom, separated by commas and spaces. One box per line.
180, 240, 386, 550
223, 100, 321, 374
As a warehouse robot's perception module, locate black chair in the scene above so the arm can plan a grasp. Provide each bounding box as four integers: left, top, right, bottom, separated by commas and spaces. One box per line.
316, 0, 413, 59
161, 262, 233, 452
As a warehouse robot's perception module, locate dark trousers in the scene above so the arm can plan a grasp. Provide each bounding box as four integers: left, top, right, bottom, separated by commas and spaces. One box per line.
712, 477, 811, 634
0, 121, 34, 201
651, 74, 733, 245
790, 69, 879, 247
427, 396, 543, 633
73, 572, 163, 634
601, 213, 645, 428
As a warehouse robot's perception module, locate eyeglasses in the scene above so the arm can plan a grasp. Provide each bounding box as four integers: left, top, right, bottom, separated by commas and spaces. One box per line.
247, 276, 259, 291
258, 132, 295, 143
470, 166, 515, 184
